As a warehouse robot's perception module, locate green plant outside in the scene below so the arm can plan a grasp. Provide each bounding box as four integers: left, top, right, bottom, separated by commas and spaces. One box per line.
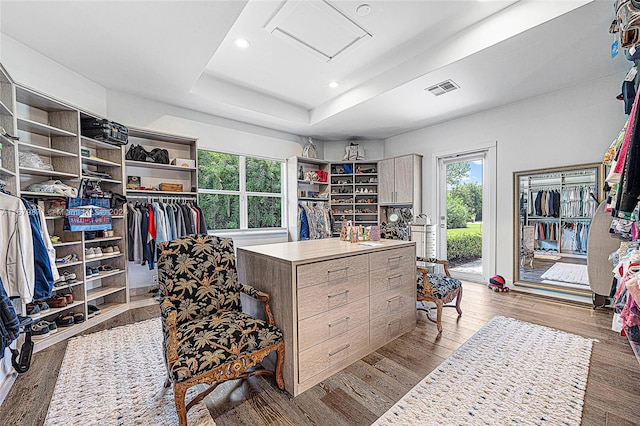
447, 223, 482, 261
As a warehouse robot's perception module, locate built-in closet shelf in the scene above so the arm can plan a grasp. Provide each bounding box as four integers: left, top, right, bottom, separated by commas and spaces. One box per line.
55, 260, 83, 269
297, 180, 329, 185
80, 136, 121, 151
16, 86, 74, 112
18, 142, 78, 158
17, 117, 77, 138
126, 189, 197, 196
52, 281, 84, 289
125, 160, 196, 171
86, 236, 123, 244
0, 99, 12, 116
44, 216, 64, 220
0, 134, 16, 146
21, 191, 68, 198
19, 167, 79, 178
85, 269, 125, 282
112, 215, 124, 219
82, 156, 120, 167
86, 285, 126, 301
80, 175, 122, 184
0, 166, 15, 177
299, 197, 329, 202
32, 300, 85, 320
85, 253, 124, 263
96, 302, 128, 317
52, 241, 82, 248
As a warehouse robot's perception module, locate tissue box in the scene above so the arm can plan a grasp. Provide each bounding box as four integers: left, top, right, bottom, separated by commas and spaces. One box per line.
171, 158, 195, 168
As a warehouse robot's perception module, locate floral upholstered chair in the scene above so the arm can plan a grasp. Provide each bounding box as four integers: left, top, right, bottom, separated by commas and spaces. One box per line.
157, 235, 285, 426
416, 257, 463, 333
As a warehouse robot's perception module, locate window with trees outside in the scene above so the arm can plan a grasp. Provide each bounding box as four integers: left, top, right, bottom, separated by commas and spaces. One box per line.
197, 150, 284, 230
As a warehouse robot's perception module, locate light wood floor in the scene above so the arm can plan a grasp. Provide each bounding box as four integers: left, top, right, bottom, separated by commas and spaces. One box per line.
1, 282, 638, 426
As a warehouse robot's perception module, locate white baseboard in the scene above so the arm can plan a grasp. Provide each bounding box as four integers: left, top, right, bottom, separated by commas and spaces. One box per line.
0, 370, 17, 406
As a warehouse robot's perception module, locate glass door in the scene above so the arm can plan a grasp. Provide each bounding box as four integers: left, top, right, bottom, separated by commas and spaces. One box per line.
438, 153, 485, 282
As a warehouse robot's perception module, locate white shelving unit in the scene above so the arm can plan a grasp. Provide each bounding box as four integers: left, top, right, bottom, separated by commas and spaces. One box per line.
286, 156, 330, 241
0, 73, 131, 351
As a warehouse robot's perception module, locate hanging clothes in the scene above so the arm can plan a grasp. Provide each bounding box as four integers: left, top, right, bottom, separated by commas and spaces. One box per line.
126, 199, 208, 269
21, 199, 54, 300
299, 202, 332, 239
0, 192, 35, 304
0, 277, 19, 360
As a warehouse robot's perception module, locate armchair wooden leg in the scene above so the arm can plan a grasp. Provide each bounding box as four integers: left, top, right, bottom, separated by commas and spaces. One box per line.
455, 287, 463, 316
275, 342, 285, 390
174, 383, 188, 426
435, 300, 443, 334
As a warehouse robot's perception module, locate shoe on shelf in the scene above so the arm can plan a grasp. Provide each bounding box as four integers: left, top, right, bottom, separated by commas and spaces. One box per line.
86, 267, 93, 278
34, 301, 49, 312
47, 321, 58, 334
46, 296, 68, 309
55, 314, 74, 327
102, 246, 114, 254
87, 305, 101, 318
31, 321, 50, 338
72, 312, 85, 324
26, 303, 41, 317
85, 248, 96, 259
49, 235, 60, 244
63, 271, 77, 284
53, 276, 66, 288
92, 267, 100, 276
84, 231, 96, 240
112, 246, 121, 254
55, 254, 73, 264
60, 293, 74, 304
98, 265, 113, 273
93, 247, 103, 257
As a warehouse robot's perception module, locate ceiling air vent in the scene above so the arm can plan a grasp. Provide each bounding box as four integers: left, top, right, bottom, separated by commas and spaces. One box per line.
425, 80, 459, 96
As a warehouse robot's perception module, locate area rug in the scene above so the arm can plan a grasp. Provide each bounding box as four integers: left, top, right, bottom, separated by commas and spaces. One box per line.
373, 316, 595, 425
44, 318, 215, 426
540, 262, 589, 285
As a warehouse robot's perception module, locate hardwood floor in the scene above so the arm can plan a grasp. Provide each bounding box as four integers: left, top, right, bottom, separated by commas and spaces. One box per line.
1, 283, 638, 425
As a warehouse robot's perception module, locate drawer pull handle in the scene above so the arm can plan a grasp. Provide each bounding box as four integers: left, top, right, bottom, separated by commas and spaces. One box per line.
329, 344, 351, 357
388, 319, 401, 327
388, 274, 403, 285
387, 255, 403, 262
328, 317, 350, 328
328, 267, 349, 275
328, 290, 349, 299
387, 295, 401, 303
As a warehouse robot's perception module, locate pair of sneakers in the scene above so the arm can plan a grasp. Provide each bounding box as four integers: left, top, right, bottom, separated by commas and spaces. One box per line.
85, 246, 120, 259
31, 320, 58, 339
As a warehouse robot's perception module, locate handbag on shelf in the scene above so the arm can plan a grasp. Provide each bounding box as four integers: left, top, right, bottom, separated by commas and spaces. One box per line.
126, 144, 170, 164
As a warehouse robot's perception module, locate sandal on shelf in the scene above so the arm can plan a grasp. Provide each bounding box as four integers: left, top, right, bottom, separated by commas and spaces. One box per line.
55, 314, 74, 327
98, 265, 113, 272
72, 312, 85, 324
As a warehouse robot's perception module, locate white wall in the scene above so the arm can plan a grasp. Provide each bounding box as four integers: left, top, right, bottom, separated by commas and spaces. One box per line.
384, 74, 626, 284
323, 140, 385, 162
0, 34, 107, 116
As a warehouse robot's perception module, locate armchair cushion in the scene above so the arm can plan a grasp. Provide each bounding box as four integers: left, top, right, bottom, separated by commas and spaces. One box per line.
417, 272, 462, 300
169, 311, 283, 383
158, 235, 242, 326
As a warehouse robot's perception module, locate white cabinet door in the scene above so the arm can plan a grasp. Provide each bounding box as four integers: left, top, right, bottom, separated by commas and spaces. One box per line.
378, 158, 395, 204
394, 155, 414, 204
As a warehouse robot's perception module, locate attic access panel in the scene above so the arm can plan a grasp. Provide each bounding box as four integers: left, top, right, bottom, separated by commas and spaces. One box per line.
265, 0, 372, 62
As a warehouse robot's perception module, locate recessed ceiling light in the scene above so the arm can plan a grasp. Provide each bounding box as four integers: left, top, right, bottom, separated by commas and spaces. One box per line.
234, 38, 251, 49
356, 4, 371, 16
328, 81, 340, 88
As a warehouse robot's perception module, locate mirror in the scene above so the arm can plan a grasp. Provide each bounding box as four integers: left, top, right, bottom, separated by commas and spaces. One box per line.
513, 163, 604, 295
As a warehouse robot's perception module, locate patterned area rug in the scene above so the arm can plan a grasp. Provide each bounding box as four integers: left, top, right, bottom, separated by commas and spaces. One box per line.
540, 262, 589, 285
373, 316, 595, 425
44, 318, 215, 426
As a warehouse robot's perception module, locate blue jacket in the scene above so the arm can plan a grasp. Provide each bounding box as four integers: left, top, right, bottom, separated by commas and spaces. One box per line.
22, 200, 54, 300
0, 278, 19, 359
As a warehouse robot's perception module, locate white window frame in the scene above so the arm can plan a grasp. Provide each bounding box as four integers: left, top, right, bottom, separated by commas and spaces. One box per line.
198, 150, 286, 231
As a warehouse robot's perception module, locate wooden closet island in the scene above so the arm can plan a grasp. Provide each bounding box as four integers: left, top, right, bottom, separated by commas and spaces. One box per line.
237, 238, 416, 396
